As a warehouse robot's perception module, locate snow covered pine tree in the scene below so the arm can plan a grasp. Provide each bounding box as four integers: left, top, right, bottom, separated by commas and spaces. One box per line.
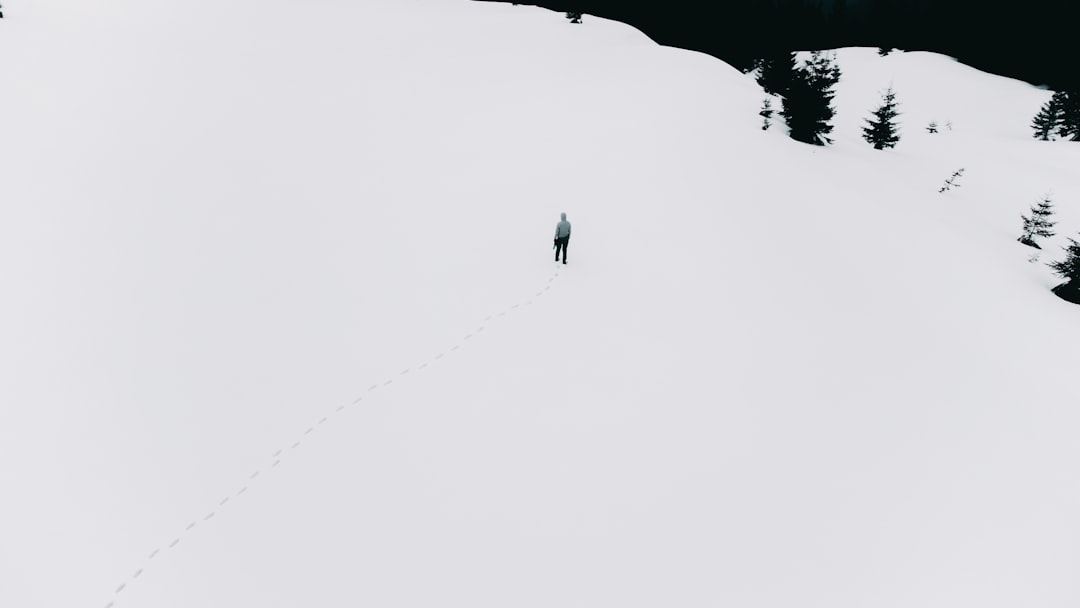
1018, 195, 1056, 248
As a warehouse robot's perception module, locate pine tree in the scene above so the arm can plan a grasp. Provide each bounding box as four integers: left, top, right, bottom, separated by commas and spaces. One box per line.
760, 98, 774, 130
1050, 238, 1080, 282
756, 52, 797, 97
1018, 195, 1056, 248
565, 12, 582, 24
781, 51, 840, 146
1055, 91, 1080, 140
862, 87, 901, 149
1032, 92, 1064, 140
808, 50, 842, 86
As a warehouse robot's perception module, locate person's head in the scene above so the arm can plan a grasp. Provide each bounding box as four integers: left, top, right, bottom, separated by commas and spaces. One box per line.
561, 212, 567, 221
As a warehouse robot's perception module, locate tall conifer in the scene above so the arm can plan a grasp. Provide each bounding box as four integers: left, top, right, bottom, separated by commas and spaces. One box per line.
1056, 91, 1080, 140
756, 52, 798, 97
781, 51, 840, 145
1032, 92, 1065, 140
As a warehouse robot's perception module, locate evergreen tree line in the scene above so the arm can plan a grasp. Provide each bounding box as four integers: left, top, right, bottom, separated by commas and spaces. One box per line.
505, 0, 1080, 92
753, 50, 1080, 302
756, 51, 1080, 149
756, 51, 900, 149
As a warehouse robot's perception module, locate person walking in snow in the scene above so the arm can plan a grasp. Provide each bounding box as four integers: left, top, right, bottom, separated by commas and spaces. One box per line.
553, 212, 571, 264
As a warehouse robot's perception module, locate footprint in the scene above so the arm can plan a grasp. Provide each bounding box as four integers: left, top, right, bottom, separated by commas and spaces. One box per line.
272, 449, 283, 458
419, 363, 428, 370
435, 353, 445, 360
400, 369, 410, 375
219, 497, 230, 507
383, 379, 393, 387
250, 471, 260, 480
368, 385, 378, 392
185, 522, 196, 531
115, 583, 126, 594
169, 538, 180, 549
319, 417, 328, 425
271, 459, 281, 468
464, 334, 473, 340
204, 512, 216, 521
450, 345, 460, 352
336, 404, 346, 412
133, 569, 143, 579
149, 549, 160, 559
304, 428, 314, 436
237, 487, 248, 496
292, 442, 301, 450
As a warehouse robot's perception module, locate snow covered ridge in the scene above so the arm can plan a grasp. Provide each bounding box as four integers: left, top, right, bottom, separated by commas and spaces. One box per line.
2, 2, 1080, 608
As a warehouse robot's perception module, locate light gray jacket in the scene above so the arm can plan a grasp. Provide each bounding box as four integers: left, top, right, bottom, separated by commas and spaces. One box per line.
554, 213, 571, 240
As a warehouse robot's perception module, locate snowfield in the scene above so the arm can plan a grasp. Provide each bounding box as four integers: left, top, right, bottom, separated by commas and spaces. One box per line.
2, 1, 1080, 607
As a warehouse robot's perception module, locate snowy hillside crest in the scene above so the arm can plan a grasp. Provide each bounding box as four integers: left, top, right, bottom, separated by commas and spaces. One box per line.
1, 3, 1079, 608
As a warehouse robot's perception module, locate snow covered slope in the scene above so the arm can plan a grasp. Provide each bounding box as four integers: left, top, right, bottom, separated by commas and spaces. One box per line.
2, 1, 1079, 607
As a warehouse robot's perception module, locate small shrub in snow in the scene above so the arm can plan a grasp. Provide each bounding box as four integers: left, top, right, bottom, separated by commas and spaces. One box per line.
1018, 195, 1056, 249
938, 168, 964, 193
565, 12, 582, 24
946, 120, 953, 131
926, 120, 939, 133
862, 86, 901, 149
1048, 236, 1080, 304
877, 47, 893, 56
760, 98, 774, 130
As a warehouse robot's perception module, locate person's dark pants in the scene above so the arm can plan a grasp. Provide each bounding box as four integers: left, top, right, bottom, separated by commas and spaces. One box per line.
555, 237, 569, 263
